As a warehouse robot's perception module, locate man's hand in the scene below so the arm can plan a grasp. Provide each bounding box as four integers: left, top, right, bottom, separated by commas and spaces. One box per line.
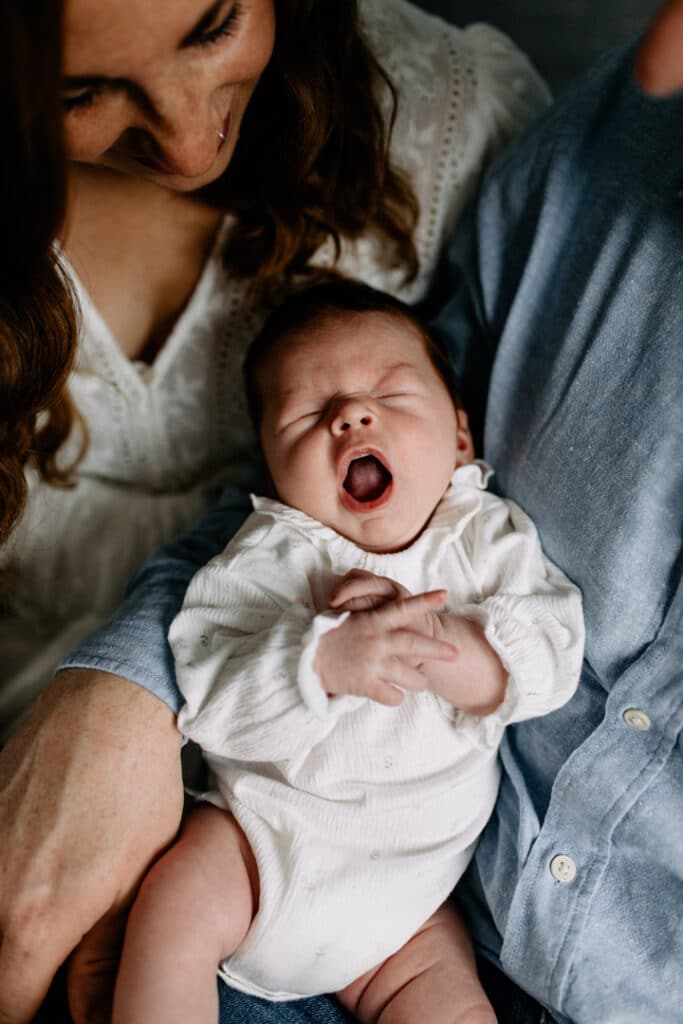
0, 669, 184, 1024
635, 0, 683, 96
315, 588, 457, 707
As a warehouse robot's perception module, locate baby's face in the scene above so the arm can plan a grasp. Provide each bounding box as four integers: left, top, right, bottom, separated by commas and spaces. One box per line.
258, 312, 474, 552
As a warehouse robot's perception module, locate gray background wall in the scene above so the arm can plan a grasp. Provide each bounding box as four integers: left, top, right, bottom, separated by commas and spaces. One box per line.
416, 1, 660, 93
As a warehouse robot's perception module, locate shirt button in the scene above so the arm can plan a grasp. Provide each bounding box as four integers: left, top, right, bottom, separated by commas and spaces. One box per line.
550, 854, 577, 883
623, 708, 651, 732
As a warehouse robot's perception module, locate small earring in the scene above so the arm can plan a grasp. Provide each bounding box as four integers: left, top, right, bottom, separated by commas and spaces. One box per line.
216, 129, 226, 142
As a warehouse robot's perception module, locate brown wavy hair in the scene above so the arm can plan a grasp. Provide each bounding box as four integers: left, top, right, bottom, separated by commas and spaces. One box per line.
1, 0, 419, 541
0, 0, 80, 543
202, 0, 420, 283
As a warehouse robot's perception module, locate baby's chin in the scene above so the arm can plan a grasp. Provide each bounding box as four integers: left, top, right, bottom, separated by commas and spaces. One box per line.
333, 513, 428, 554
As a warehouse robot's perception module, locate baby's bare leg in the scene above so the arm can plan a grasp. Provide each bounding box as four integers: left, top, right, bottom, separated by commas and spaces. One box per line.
337, 903, 495, 1024
113, 803, 258, 1024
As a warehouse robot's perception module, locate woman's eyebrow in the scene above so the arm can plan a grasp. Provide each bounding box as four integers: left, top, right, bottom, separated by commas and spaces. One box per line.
180, 0, 230, 47
63, 0, 231, 89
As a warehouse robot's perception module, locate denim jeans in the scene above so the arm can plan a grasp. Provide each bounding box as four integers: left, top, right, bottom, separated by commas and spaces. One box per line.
216, 959, 554, 1024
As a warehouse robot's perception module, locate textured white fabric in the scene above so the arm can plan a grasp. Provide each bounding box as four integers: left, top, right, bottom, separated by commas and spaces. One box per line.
0, 0, 550, 738
172, 462, 584, 999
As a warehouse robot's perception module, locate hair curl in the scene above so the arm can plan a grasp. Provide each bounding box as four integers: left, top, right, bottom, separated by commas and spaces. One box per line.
0, 0, 419, 540
0, 0, 81, 543
203, 0, 420, 284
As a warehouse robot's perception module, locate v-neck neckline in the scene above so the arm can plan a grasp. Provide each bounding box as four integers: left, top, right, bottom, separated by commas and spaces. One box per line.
59, 215, 233, 389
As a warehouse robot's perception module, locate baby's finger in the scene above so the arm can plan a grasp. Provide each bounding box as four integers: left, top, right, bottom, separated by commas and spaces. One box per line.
373, 591, 448, 629
389, 628, 457, 664
330, 573, 396, 608
333, 594, 387, 613
384, 660, 430, 693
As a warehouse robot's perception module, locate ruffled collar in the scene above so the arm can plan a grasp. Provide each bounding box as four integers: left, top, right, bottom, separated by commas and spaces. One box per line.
250, 460, 493, 567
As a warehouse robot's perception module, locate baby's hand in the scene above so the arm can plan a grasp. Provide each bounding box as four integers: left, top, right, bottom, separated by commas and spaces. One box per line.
330, 569, 411, 613
314, 591, 457, 707
331, 570, 444, 666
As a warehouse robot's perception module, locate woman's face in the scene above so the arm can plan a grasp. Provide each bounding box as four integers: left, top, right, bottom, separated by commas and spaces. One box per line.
62, 0, 276, 191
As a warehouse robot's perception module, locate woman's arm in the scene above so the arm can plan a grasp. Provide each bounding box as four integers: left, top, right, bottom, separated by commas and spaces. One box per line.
0, 488, 250, 1024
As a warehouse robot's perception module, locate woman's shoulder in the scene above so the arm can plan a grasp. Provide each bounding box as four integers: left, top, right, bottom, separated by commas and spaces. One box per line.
352, 1, 550, 300
361, 0, 549, 123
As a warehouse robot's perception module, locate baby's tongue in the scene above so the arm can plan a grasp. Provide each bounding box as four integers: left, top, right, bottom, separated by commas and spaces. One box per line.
343, 455, 390, 502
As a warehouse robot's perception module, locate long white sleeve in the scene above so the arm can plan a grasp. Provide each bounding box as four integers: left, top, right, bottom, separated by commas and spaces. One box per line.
171, 523, 360, 763
455, 491, 584, 742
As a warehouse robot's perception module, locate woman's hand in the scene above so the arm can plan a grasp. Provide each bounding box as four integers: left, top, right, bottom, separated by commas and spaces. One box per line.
0, 669, 184, 1024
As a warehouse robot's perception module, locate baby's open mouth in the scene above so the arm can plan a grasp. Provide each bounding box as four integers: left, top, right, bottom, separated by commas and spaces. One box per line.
342, 455, 393, 503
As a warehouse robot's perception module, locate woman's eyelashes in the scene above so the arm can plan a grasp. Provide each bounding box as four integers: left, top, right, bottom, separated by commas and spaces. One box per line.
62, 3, 245, 111
194, 1, 244, 48
63, 87, 104, 112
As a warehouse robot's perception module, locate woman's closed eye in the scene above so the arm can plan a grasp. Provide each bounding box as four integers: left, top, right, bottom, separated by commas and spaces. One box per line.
192, 1, 245, 48
63, 86, 105, 112
62, 3, 246, 112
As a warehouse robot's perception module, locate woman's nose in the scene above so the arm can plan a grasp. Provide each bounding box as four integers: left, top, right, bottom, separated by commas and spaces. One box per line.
152, 120, 221, 180
331, 399, 375, 436
144, 77, 226, 179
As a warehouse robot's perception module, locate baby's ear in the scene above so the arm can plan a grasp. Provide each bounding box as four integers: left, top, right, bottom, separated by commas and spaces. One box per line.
454, 408, 476, 467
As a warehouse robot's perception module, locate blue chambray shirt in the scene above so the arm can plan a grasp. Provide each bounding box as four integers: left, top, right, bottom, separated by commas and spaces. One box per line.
433, 41, 683, 1024
64, 41, 682, 1024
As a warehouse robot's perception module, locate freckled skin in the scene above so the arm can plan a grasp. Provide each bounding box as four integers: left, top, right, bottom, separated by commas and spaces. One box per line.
62, 0, 276, 190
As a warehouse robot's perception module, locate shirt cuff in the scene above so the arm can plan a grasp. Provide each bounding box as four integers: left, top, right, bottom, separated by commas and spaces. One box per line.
57, 579, 184, 713
297, 610, 363, 720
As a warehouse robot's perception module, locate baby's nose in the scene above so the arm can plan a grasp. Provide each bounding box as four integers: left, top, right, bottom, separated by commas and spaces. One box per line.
331, 399, 374, 435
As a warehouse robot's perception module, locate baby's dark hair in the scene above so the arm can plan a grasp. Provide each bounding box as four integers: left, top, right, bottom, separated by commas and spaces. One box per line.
243, 278, 462, 429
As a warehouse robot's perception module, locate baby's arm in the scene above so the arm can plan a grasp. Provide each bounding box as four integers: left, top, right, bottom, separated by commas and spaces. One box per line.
172, 516, 456, 761
330, 490, 585, 723
446, 492, 585, 724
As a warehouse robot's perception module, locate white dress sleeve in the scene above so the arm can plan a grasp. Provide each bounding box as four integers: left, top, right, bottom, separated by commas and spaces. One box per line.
171, 521, 361, 763
348, 1, 552, 302
459, 23, 552, 172
457, 492, 584, 741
